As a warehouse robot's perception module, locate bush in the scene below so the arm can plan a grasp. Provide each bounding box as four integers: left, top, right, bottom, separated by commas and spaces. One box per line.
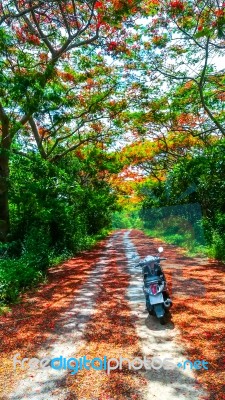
21, 226, 51, 270
0, 226, 50, 304
0, 151, 117, 305
210, 231, 225, 260
0, 258, 44, 304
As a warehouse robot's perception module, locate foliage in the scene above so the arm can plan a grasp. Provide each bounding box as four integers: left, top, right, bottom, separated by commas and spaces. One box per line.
138, 140, 225, 260
112, 207, 143, 229
0, 149, 117, 304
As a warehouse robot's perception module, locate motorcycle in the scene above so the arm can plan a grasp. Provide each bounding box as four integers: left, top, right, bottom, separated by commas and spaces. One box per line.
135, 247, 172, 325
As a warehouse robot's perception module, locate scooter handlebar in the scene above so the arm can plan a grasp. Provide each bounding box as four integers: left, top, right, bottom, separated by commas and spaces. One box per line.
135, 258, 167, 266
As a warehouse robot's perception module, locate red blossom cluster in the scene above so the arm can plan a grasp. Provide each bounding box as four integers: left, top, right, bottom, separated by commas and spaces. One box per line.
90, 122, 102, 133
107, 41, 117, 51
152, 35, 162, 42
94, 1, 104, 9
215, 9, 225, 17
111, 0, 136, 11
18, 0, 26, 6
217, 92, 225, 101
39, 53, 48, 62
152, 35, 165, 46
169, 1, 184, 11
94, 1, 109, 29
15, 27, 26, 43
28, 34, 40, 45
15, 27, 40, 45
78, 94, 87, 106
57, 71, 75, 83
39, 127, 49, 138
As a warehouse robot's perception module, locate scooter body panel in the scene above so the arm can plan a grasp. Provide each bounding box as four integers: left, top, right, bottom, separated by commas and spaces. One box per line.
153, 303, 165, 318
148, 292, 164, 305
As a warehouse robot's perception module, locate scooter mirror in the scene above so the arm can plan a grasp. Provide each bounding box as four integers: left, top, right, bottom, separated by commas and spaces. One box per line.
158, 246, 164, 253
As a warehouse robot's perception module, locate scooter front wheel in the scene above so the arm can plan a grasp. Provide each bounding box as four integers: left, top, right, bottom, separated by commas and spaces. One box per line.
159, 316, 165, 325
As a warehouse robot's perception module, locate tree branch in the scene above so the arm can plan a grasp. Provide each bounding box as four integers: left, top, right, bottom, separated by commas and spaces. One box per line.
29, 116, 47, 159
198, 37, 225, 136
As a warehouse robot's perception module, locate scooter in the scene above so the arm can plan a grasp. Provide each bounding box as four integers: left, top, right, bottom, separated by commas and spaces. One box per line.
135, 247, 172, 325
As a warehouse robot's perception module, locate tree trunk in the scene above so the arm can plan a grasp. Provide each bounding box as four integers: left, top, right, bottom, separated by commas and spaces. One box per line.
0, 153, 10, 242
0, 107, 11, 242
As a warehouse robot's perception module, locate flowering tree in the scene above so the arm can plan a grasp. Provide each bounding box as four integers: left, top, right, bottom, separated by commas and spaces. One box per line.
0, 0, 140, 241
100, 0, 225, 187
137, 0, 225, 136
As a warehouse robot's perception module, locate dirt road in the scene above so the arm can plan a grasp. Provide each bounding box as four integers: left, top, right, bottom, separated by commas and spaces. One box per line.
1, 229, 223, 399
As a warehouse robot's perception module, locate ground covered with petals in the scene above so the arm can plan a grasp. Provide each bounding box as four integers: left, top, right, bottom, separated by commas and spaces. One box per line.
0, 237, 111, 397
66, 231, 147, 399
1, 230, 224, 399
130, 229, 225, 400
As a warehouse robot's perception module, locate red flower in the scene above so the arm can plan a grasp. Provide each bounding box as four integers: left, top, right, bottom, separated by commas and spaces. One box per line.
169, 1, 184, 11
107, 41, 117, 51
215, 9, 224, 17
94, 1, 103, 9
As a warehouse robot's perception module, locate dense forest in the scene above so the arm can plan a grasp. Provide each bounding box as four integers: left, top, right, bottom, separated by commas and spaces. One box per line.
0, 0, 225, 305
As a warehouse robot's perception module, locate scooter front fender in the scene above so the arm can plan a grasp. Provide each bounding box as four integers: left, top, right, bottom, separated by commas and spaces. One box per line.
153, 303, 165, 318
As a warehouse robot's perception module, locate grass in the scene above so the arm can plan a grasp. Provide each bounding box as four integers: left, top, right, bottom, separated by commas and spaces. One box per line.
143, 227, 210, 258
